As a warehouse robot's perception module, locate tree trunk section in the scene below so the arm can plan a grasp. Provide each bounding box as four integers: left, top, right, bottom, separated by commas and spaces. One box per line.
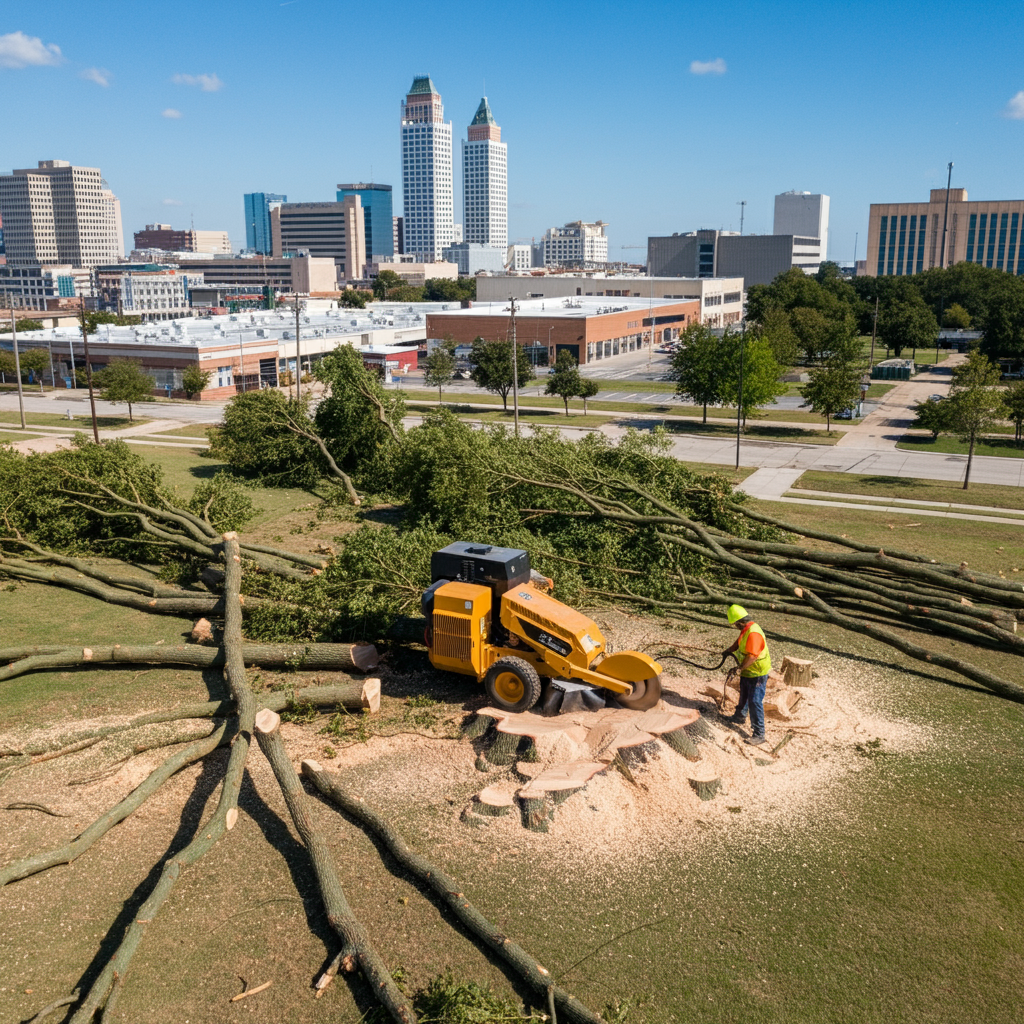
780, 656, 813, 686
255, 712, 415, 1023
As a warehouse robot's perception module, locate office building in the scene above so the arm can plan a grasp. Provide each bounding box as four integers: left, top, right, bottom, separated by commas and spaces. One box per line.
133, 224, 231, 254
427, 296, 700, 366
866, 188, 1024, 277
476, 274, 743, 328
393, 216, 404, 255
648, 229, 821, 287
441, 242, 506, 276
506, 244, 531, 271
0, 160, 124, 267
270, 197, 366, 283
0, 264, 93, 310
244, 192, 287, 255
542, 221, 608, 268
159, 254, 338, 295
96, 267, 203, 320
336, 183, 394, 259
400, 75, 454, 260
0, 211, 5, 264
365, 258, 458, 289
773, 191, 829, 270
462, 97, 507, 250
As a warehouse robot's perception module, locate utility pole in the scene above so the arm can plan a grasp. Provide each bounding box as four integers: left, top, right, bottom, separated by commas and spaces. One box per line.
940, 161, 954, 269
77, 304, 100, 443
737, 200, 747, 235
294, 297, 302, 402
238, 325, 247, 392
9, 306, 26, 429
509, 297, 520, 437
853, 232, 858, 271
735, 324, 745, 470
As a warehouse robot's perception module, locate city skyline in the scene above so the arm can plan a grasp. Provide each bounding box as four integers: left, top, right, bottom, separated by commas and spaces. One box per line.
1, 0, 1022, 264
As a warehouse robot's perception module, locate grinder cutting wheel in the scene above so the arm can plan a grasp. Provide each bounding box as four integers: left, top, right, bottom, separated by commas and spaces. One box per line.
422, 542, 662, 713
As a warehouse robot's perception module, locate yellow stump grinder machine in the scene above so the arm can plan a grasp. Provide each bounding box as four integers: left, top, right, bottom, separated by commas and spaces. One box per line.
423, 542, 663, 714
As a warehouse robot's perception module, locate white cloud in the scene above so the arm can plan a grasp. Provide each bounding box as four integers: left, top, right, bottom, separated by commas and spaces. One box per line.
690, 57, 727, 76
0, 30, 62, 69
80, 67, 110, 87
172, 72, 223, 92
162, 108, 182, 119
1005, 91, 1024, 119
162, 198, 184, 206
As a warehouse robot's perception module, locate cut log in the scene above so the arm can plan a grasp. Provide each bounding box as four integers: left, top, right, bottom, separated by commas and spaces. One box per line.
361, 677, 381, 713
0, 642, 380, 683
781, 656, 814, 686
191, 618, 215, 644
472, 787, 514, 817
765, 686, 799, 720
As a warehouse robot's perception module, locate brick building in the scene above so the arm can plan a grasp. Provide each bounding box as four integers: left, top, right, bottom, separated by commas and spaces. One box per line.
426, 296, 700, 366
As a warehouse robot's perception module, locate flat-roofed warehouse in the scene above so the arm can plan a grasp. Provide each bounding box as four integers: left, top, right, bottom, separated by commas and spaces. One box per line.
426, 296, 700, 366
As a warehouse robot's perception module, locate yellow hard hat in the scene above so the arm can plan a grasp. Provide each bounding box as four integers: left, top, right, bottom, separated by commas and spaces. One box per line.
727, 604, 747, 624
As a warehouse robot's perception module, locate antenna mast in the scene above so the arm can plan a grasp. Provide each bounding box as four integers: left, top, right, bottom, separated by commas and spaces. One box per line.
737, 200, 747, 235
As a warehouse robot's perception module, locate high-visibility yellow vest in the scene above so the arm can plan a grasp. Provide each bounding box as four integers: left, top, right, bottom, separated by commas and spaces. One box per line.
733, 622, 771, 677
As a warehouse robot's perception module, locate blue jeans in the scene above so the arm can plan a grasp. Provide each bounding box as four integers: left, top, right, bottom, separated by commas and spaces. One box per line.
734, 674, 767, 738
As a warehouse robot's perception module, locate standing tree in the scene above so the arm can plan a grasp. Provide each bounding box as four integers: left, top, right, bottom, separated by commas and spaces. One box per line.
754, 306, 800, 368
876, 299, 938, 358
1003, 379, 1024, 447
800, 358, 862, 431
578, 376, 600, 414
339, 288, 369, 308
946, 351, 1005, 489
371, 269, 403, 300
669, 322, 724, 422
978, 283, 1024, 364
719, 334, 787, 429
911, 397, 954, 439
545, 349, 582, 414
943, 303, 972, 329
469, 337, 535, 409
18, 348, 50, 392
182, 364, 213, 399
789, 306, 832, 365
423, 343, 456, 403
94, 359, 155, 422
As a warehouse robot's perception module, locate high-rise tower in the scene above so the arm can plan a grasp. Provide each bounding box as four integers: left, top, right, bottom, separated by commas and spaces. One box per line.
400, 76, 454, 261
244, 193, 287, 254
462, 97, 507, 250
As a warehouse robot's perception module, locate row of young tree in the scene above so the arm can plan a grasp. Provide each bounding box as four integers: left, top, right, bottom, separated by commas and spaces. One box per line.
421, 338, 601, 414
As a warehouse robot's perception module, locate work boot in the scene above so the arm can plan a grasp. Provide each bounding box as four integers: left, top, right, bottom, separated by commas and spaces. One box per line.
744, 734, 766, 746
728, 714, 746, 725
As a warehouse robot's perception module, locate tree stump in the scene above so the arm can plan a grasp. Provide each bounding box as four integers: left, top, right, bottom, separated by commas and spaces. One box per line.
485, 731, 522, 766
661, 728, 701, 761
190, 618, 215, 644
685, 715, 715, 741
781, 656, 813, 686
472, 787, 514, 817
462, 713, 497, 741
688, 777, 723, 801
764, 686, 799, 720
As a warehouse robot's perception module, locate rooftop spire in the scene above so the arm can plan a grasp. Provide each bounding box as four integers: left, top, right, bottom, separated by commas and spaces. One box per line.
470, 96, 496, 126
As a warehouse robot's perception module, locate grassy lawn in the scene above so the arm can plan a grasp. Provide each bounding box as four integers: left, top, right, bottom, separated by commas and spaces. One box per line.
1, 447, 1022, 1024
665, 420, 845, 445
0, 410, 148, 429
896, 434, 1024, 459
0, 428, 53, 442
408, 402, 613, 428
146, 423, 218, 439
784, 491, 1024, 521
792, 470, 1024, 510
404, 389, 853, 426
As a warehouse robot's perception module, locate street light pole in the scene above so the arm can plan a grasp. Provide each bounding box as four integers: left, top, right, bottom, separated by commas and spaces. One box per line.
510, 297, 519, 437
77, 304, 100, 443
9, 306, 26, 429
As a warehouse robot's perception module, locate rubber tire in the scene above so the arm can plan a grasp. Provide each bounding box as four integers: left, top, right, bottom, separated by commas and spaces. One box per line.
613, 674, 663, 710
484, 657, 543, 713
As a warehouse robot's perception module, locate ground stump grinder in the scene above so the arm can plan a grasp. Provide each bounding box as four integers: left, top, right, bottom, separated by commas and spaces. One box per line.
422, 542, 663, 714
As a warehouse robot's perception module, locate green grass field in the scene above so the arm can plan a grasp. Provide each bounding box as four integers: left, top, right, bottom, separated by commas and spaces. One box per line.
792, 470, 1024, 510
896, 434, 1024, 459
0, 410, 146, 429
665, 420, 845, 445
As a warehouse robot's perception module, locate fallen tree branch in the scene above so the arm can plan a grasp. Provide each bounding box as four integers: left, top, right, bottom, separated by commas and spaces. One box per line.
302, 759, 607, 1024
256, 712, 414, 1023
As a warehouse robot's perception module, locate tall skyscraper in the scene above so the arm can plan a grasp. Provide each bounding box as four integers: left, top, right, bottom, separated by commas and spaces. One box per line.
462, 98, 507, 250
244, 192, 287, 254
400, 76, 454, 261
336, 183, 394, 259
0, 160, 123, 267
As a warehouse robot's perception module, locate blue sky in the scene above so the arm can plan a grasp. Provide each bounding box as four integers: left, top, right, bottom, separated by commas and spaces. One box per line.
2, 0, 1023, 263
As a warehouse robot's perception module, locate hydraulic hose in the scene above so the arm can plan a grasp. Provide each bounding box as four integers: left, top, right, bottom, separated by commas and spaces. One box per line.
653, 650, 732, 672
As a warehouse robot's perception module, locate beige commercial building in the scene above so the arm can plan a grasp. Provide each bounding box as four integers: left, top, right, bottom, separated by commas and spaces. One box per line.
475, 273, 744, 328
270, 197, 366, 283
365, 258, 459, 288
133, 224, 231, 253
0, 159, 124, 267
865, 188, 1024, 276
166, 254, 337, 295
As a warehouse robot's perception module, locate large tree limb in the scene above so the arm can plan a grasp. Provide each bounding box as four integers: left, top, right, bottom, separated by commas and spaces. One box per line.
302, 759, 607, 1024
255, 711, 415, 1023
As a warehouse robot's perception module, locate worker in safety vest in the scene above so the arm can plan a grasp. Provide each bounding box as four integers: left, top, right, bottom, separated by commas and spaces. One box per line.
724, 604, 771, 746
